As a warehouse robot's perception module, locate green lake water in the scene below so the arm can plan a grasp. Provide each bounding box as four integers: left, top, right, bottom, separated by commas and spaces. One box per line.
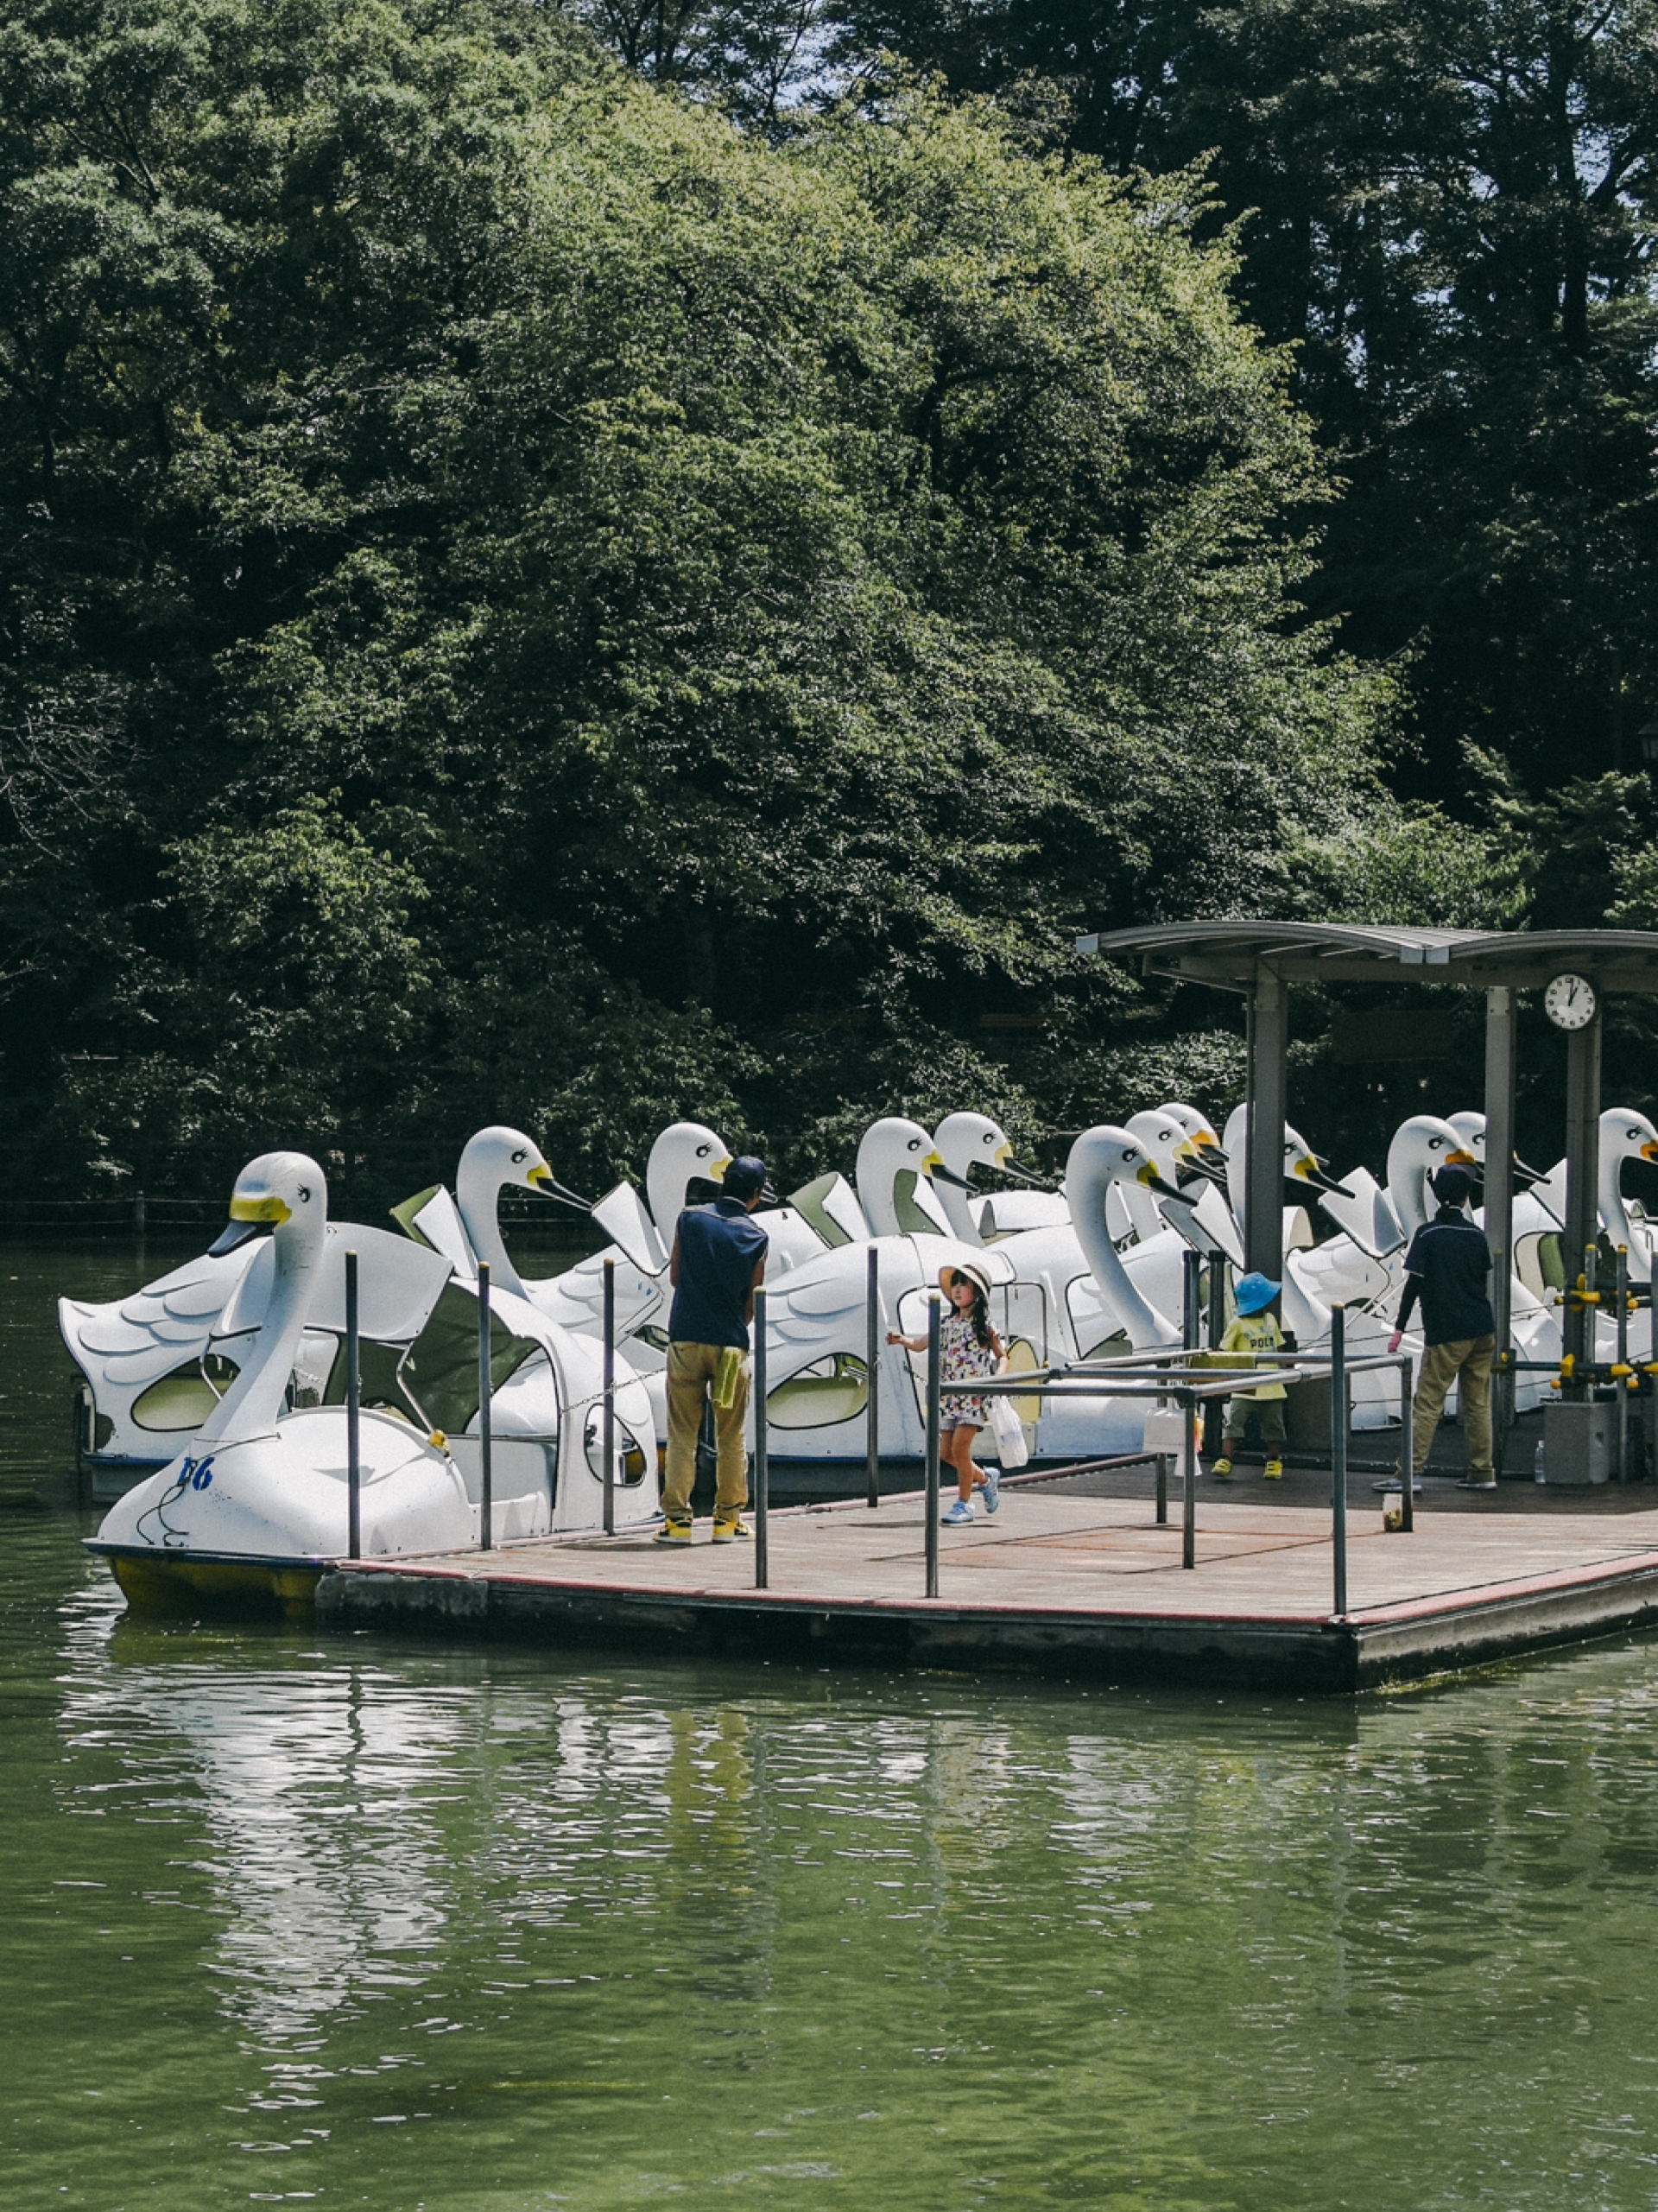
9, 1240, 1658, 2210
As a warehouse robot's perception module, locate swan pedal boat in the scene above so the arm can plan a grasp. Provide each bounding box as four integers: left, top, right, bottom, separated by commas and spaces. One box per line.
88, 1150, 661, 1614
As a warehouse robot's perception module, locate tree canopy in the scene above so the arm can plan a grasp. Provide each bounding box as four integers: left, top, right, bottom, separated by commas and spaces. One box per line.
0, 0, 1592, 1202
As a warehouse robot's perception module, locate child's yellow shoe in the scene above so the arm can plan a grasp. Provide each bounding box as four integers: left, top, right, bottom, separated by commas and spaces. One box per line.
1212, 1456, 1232, 1480
1263, 1458, 1284, 1480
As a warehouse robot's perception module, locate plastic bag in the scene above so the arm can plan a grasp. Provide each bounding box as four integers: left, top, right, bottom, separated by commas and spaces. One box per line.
987, 1385, 1028, 1468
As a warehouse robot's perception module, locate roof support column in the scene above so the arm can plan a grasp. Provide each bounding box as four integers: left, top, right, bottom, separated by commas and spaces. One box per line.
1244, 963, 1287, 1282
1483, 987, 1516, 1448
1562, 1009, 1603, 1396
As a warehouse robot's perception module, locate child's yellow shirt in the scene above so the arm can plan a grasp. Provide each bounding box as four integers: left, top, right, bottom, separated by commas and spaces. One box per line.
1218, 1314, 1287, 1398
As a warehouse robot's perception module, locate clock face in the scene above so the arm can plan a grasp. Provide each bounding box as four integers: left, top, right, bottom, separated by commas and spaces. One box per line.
1544, 972, 1598, 1030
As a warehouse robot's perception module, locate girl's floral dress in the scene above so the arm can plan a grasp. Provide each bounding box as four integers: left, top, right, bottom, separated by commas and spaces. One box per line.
940, 1311, 997, 1426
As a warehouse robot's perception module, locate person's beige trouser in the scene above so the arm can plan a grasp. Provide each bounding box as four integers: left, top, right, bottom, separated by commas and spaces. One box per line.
662, 1341, 750, 1523
1411, 1334, 1495, 1479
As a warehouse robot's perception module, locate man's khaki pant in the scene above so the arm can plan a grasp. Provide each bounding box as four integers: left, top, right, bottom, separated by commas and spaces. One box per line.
662, 1341, 750, 1523
1411, 1334, 1495, 1479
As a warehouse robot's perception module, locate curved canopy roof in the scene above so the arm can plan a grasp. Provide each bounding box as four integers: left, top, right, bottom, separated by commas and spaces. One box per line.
1074, 922, 1658, 992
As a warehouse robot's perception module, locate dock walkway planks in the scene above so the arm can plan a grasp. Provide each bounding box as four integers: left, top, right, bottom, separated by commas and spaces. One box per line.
316, 1485, 1658, 1692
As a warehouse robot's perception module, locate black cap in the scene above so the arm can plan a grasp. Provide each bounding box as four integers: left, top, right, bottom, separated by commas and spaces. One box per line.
724, 1155, 768, 1200
1432, 1164, 1475, 1206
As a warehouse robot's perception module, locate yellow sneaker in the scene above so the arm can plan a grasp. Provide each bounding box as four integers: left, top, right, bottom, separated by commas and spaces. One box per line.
1263, 1459, 1284, 1480
712, 1516, 753, 1543
655, 1518, 693, 1545
1212, 1456, 1233, 1480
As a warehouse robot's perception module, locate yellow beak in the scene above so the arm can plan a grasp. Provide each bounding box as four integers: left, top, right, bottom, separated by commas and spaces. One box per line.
528, 1163, 554, 1188
1446, 1149, 1478, 1169
994, 1142, 1013, 1168
922, 1150, 944, 1174
711, 1154, 733, 1178
229, 1192, 290, 1226
1642, 1141, 1658, 1163
1136, 1160, 1157, 1186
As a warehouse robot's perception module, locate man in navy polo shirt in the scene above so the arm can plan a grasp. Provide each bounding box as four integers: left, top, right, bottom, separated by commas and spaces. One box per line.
658, 1154, 770, 1544
1388, 1163, 1497, 1490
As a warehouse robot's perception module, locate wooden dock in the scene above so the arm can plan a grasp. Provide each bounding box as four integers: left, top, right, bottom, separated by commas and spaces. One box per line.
315, 1473, 1658, 1692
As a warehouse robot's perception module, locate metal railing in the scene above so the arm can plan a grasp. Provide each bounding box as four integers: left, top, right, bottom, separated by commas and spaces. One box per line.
332, 1236, 1413, 1619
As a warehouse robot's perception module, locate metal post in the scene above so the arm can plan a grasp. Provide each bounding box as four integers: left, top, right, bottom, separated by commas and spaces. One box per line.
134, 1190, 147, 1237
1399, 1355, 1414, 1532
1181, 1385, 1197, 1570
1244, 963, 1288, 1282
866, 1243, 881, 1508
602, 1258, 616, 1537
924, 1293, 941, 1599
345, 1247, 361, 1560
1484, 986, 1516, 1457
1562, 1011, 1603, 1396
754, 1287, 769, 1587
1617, 1245, 1630, 1482
1168, 1246, 1201, 1535
477, 1258, 493, 1551
1204, 1256, 1226, 1459
1331, 1304, 1348, 1617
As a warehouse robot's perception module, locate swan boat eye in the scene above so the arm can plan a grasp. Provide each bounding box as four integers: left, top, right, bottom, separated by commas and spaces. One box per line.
297, 1186, 312, 1203
511, 1149, 526, 1163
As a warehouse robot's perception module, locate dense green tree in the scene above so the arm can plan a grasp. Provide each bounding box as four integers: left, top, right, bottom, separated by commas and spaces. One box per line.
820, 0, 1658, 795
0, 0, 1498, 1199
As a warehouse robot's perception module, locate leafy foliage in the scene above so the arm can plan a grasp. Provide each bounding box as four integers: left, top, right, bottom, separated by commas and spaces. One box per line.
0, 0, 1504, 1199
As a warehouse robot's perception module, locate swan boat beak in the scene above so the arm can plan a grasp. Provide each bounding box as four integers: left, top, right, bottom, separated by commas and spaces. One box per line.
207, 1193, 289, 1256
1293, 1160, 1356, 1201
1180, 1145, 1230, 1188
990, 1142, 1054, 1189
528, 1163, 593, 1212
1137, 1163, 1187, 1201
927, 1158, 978, 1192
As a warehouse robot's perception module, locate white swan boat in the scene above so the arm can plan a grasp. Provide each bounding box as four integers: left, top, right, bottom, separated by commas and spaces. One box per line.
87, 1153, 471, 1613
392, 1125, 662, 1522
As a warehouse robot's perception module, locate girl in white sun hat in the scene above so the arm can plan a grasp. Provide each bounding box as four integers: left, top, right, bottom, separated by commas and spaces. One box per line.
889, 1258, 1007, 1523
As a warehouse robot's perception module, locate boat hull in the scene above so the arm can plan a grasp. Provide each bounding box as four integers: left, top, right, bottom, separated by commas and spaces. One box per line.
93, 1545, 326, 1619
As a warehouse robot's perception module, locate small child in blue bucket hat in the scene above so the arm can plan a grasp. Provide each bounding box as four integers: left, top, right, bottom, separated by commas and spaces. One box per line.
1212, 1271, 1288, 1480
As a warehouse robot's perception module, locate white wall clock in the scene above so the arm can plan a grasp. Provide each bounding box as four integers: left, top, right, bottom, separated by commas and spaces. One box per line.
1543, 973, 1598, 1030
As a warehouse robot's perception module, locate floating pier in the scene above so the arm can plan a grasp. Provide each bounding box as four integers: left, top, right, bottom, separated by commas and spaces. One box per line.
316, 1476, 1658, 1693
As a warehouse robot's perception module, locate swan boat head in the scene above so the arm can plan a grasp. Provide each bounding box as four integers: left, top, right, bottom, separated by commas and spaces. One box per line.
856, 1117, 955, 1239
1598, 1107, 1658, 1282
645, 1122, 731, 1233
197, 1151, 330, 1445
1220, 1106, 1351, 1228
454, 1125, 588, 1297
1386, 1114, 1478, 1238
1159, 1104, 1227, 1165
1065, 1126, 1184, 1348
1446, 1110, 1549, 1195
930, 1112, 1046, 1243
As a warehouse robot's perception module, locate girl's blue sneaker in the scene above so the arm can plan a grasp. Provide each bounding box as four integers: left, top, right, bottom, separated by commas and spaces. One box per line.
941, 1499, 976, 1524
980, 1467, 1001, 1514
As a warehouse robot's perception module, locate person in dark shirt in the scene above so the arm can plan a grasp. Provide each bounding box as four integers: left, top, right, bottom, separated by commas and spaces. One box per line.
658, 1154, 770, 1544
1388, 1163, 1497, 1490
